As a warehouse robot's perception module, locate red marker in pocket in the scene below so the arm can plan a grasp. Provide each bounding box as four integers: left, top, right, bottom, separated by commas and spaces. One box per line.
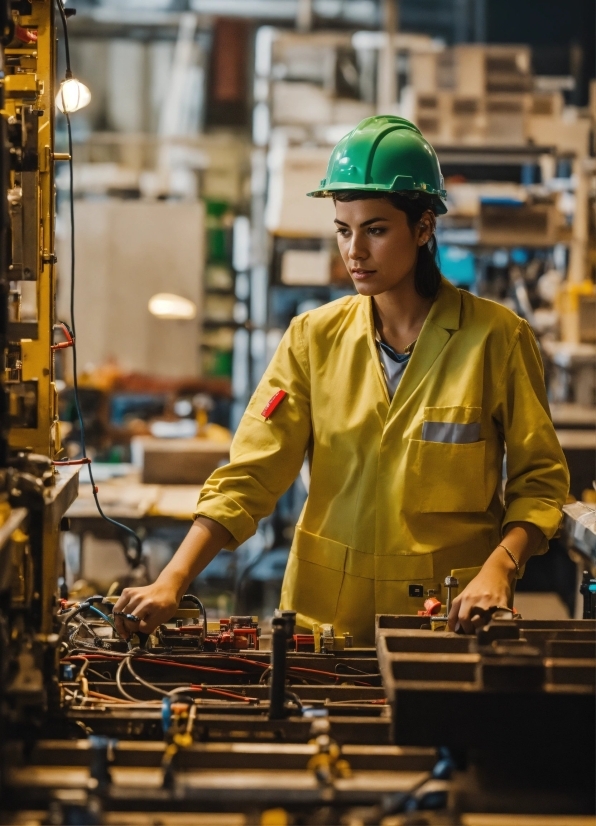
261, 389, 287, 419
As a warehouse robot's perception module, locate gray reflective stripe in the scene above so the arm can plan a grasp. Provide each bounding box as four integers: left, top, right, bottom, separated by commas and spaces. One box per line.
422, 421, 481, 444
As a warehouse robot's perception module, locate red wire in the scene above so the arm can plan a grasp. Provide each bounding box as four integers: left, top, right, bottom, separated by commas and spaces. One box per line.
62, 654, 248, 676
135, 656, 248, 676
223, 656, 268, 669
62, 655, 372, 685
188, 685, 256, 703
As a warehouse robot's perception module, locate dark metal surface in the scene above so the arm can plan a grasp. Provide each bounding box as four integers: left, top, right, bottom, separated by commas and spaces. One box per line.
376, 614, 596, 815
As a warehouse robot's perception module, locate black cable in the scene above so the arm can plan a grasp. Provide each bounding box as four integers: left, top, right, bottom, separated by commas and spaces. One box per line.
179, 593, 207, 634
55, 0, 71, 77
284, 690, 303, 712
55, 0, 143, 562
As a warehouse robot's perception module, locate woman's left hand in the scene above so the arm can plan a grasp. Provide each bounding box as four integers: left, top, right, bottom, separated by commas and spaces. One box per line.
447, 555, 515, 634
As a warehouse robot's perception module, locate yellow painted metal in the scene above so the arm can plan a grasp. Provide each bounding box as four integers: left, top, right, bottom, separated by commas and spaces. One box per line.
7, 0, 60, 459
1, 2, 80, 633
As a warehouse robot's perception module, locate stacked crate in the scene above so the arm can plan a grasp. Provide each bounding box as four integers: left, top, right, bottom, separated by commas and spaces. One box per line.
408, 44, 562, 146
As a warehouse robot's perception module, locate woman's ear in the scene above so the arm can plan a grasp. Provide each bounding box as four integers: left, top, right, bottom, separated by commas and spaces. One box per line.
417, 210, 435, 246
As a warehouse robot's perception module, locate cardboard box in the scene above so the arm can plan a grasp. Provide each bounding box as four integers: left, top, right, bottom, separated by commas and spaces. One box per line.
332, 98, 375, 126
450, 95, 486, 144
409, 50, 456, 95
485, 94, 526, 144
272, 81, 332, 125
404, 90, 451, 143
527, 92, 563, 119
579, 294, 596, 344
281, 248, 331, 285
525, 115, 591, 157
454, 44, 531, 97
266, 144, 336, 238
479, 201, 559, 247
131, 437, 230, 485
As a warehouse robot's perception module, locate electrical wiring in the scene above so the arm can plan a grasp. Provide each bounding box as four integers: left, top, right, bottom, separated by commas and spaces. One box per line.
126, 656, 169, 697
85, 666, 115, 682
59, 601, 121, 650
183, 685, 258, 703
221, 655, 374, 684
116, 656, 144, 702
68, 617, 100, 647
334, 663, 380, 677
84, 603, 118, 631
55, 0, 143, 564
178, 594, 207, 636
284, 690, 303, 712
57, 602, 90, 644
132, 655, 248, 677
64, 651, 373, 687
87, 691, 134, 705
325, 699, 387, 706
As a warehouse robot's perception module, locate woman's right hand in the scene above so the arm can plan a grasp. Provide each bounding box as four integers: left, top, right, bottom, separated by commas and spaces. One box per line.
112, 517, 231, 640
113, 578, 181, 639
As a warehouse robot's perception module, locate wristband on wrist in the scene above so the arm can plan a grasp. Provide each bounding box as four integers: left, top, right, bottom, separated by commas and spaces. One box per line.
497, 542, 520, 576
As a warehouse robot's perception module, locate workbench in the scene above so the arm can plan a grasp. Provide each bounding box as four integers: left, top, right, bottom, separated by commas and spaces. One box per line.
64, 466, 202, 589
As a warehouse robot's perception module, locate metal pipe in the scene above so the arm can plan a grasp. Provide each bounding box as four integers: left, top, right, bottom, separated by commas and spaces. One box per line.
268, 616, 288, 720
268, 610, 296, 720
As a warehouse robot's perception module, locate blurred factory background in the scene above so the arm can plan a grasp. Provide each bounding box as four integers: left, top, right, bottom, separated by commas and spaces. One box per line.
56, 0, 596, 626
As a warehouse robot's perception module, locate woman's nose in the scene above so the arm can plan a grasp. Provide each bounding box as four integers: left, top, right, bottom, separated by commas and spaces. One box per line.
349, 232, 368, 261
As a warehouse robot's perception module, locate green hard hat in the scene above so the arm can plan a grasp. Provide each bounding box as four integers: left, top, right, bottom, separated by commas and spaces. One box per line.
307, 115, 448, 215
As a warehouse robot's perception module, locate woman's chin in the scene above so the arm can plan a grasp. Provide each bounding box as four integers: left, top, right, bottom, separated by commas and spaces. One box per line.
352, 278, 387, 296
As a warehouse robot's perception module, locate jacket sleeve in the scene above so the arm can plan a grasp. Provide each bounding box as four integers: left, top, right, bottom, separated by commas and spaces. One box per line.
496, 320, 569, 553
194, 315, 312, 550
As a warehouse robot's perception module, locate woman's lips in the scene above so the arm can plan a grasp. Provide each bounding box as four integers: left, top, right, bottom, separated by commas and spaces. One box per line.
351, 269, 376, 280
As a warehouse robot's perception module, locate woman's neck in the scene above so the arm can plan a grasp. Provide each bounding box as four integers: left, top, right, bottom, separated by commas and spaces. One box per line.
372, 275, 434, 354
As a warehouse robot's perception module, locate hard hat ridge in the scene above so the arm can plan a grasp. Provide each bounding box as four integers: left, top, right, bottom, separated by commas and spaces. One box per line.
308, 115, 448, 215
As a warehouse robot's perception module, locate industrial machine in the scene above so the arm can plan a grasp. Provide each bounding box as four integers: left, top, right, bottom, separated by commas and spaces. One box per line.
0, 0, 79, 791
0, 4, 593, 825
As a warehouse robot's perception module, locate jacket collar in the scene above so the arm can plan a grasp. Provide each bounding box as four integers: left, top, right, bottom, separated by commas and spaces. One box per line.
425, 277, 462, 332
361, 277, 462, 416
362, 276, 461, 336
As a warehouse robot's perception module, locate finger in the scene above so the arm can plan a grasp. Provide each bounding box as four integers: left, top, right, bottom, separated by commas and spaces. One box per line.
122, 618, 142, 638
137, 617, 154, 634
119, 594, 144, 615
459, 603, 489, 635
113, 614, 130, 639
113, 588, 136, 612
447, 596, 461, 632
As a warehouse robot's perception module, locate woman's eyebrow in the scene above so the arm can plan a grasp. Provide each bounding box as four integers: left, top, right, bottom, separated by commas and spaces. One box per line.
334, 217, 390, 228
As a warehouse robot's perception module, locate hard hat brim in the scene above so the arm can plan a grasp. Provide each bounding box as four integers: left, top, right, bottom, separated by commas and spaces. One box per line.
307, 183, 448, 215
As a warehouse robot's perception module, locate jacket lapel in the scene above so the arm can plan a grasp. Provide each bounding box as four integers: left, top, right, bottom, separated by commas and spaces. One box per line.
363, 295, 391, 406
377, 279, 462, 422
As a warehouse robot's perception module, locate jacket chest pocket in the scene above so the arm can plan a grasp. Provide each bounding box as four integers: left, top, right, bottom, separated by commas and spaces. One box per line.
407, 438, 487, 512
406, 406, 487, 513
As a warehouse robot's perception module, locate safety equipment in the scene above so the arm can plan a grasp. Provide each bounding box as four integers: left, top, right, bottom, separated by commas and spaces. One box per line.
196, 280, 569, 646
307, 115, 448, 214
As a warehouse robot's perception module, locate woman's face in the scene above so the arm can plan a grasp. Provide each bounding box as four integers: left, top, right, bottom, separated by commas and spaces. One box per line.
334, 198, 433, 296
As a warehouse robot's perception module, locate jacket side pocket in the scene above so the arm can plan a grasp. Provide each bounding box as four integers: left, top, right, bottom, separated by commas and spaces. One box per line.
280, 527, 347, 627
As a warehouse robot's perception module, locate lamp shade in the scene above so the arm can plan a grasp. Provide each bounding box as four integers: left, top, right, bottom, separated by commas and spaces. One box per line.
56, 78, 92, 114
148, 293, 197, 321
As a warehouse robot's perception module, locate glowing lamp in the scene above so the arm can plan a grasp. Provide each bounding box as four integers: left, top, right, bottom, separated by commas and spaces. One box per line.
56, 78, 92, 113
148, 293, 197, 321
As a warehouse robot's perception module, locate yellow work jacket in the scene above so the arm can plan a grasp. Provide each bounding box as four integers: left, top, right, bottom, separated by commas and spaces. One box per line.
196, 278, 569, 645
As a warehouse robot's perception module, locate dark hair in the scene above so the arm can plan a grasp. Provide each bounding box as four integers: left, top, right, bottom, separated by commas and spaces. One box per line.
333, 190, 442, 299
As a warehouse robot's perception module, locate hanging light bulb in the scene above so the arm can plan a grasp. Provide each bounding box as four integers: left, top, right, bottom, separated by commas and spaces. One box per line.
148, 293, 197, 321
55, 77, 91, 114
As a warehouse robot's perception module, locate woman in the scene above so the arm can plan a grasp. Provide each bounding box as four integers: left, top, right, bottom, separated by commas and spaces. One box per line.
115, 116, 569, 644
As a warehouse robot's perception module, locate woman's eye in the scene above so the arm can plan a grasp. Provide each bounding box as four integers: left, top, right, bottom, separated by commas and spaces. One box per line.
335, 228, 350, 237
368, 227, 385, 236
